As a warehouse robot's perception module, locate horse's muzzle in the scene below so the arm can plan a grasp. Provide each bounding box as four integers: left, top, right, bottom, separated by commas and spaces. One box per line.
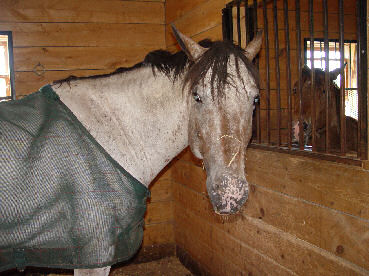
208, 174, 248, 215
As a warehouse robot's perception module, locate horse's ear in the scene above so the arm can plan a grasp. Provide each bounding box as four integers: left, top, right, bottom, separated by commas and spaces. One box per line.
171, 24, 206, 61
302, 65, 311, 76
330, 66, 343, 80
245, 30, 263, 60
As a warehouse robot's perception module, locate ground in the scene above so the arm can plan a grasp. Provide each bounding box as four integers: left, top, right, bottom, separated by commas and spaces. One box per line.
110, 257, 192, 276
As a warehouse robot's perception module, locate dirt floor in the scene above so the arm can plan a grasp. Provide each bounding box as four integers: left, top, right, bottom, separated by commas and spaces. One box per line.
2, 257, 193, 276
111, 257, 193, 276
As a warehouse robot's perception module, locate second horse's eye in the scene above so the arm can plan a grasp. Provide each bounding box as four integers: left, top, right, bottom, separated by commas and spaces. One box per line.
193, 92, 202, 103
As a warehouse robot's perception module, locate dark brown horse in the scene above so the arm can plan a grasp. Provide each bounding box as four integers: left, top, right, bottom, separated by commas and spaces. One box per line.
292, 66, 358, 152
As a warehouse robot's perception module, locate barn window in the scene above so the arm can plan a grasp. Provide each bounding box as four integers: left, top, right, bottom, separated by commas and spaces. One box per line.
222, 0, 368, 163
304, 39, 358, 119
0, 31, 15, 101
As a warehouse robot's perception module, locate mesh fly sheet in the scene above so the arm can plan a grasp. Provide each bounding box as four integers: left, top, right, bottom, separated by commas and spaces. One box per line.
0, 85, 149, 271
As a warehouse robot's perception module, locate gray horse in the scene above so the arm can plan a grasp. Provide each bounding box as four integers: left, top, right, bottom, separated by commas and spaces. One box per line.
0, 27, 262, 275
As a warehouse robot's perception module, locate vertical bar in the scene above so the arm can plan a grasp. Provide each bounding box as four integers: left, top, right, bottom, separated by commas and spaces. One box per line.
6, 32, 16, 100
323, 0, 330, 152
339, 0, 346, 154
309, 0, 316, 151
263, 0, 271, 144
228, 5, 234, 42
296, 0, 304, 150
319, 41, 323, 70
245, 0, 251, 44
273, 0, 281, 146
349, 43, 352, 88
222, 7, 233, 42
356, 0, 368, 159
253, 0, 261, 144
237, 1, 242, 45
283, 0, 292, 148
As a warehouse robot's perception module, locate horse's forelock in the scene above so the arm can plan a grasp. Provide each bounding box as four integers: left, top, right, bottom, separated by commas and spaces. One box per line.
183, 40, 260, 100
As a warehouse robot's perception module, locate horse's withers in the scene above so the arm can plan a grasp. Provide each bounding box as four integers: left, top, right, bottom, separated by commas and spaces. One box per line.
172, 26, 262, 214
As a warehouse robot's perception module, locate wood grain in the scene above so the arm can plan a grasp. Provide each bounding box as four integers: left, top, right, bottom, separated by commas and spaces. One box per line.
143, 222, 174, 246
0, 0, 164, 24
13, 46, 159, 71
172, 157, 369, 270
174, 192, 368, 275
0, 23, 165, 47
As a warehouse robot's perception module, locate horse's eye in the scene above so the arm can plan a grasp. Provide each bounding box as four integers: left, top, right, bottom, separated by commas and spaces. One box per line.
253, 95, 260, 104
193, 92, 202, 103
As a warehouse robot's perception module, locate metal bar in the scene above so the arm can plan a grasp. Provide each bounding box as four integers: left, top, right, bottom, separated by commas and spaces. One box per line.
263, 0, 271, 144
245, 0, 251, 44
323, 0, 330, 152
349, 43, 352, 88
296, 0, 304, 150
356, 0, 368, 159
309, 0, 316, 151
237, 1, 241, 45
273, 0, 281, 146
283, 0, 292, 149
222, 8, 229, 40
339, 0, 346, 155
356, 0, 361, 158
252, 0, 261, 144
222, 8, 233, 41
228, 6, 234, 42
319, 41, 323, 70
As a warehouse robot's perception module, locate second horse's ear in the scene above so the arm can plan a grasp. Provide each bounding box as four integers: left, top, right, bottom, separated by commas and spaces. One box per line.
171, 24, 206, 61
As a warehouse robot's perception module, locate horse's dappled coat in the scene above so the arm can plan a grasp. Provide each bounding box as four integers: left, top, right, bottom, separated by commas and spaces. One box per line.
0, 86, 148, 271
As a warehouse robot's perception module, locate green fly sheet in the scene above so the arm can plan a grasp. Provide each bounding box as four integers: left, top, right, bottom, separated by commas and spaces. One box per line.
0, 85, 149, 271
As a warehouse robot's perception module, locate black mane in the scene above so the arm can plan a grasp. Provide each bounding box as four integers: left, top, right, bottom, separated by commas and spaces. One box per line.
53, 39, 259, 99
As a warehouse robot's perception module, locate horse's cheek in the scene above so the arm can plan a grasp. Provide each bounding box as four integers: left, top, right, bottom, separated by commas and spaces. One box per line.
188, 117, 203, 159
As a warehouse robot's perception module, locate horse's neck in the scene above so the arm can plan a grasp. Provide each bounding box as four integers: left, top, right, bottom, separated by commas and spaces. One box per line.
52, 67, 189, 187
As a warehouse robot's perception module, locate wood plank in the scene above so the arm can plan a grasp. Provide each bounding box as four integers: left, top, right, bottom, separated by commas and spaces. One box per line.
0, 23, 165, 47
257, 9, 356, 34
14, 70, 112, 96
171, 160, 207, 194
13, 46, 159, 71
176, 223, 254, 276
175, 203, 296, 276
165, 0, 229, 47
173, 161, 369, 270
166, 0, 209, 23
145, 200, 173, 224
0, 0, 164, 24
174, 195, 368, 275
245, 148, 369, 220
166, 24, 222, 51
149, 177, 172, 202
142, 222, 174, 246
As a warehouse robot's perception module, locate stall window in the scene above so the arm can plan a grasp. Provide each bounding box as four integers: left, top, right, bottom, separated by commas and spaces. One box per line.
0, 32, 15, 101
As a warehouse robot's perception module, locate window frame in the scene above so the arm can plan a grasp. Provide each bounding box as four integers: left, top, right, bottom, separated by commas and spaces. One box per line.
0, 31, 16, 101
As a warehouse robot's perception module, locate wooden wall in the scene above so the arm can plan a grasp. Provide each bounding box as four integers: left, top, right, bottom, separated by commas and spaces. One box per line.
0, 0, 174, 258
166, 0, 369, 275
0, 0, 166, 97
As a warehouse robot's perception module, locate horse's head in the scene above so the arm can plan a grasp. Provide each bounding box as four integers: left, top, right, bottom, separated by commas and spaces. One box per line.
292, 66, 341, 148
172, 26, 262, 215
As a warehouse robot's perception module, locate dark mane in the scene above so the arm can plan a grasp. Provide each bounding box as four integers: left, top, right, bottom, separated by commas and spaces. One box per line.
53, 39, 259, 98
184, 40, 260, 99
